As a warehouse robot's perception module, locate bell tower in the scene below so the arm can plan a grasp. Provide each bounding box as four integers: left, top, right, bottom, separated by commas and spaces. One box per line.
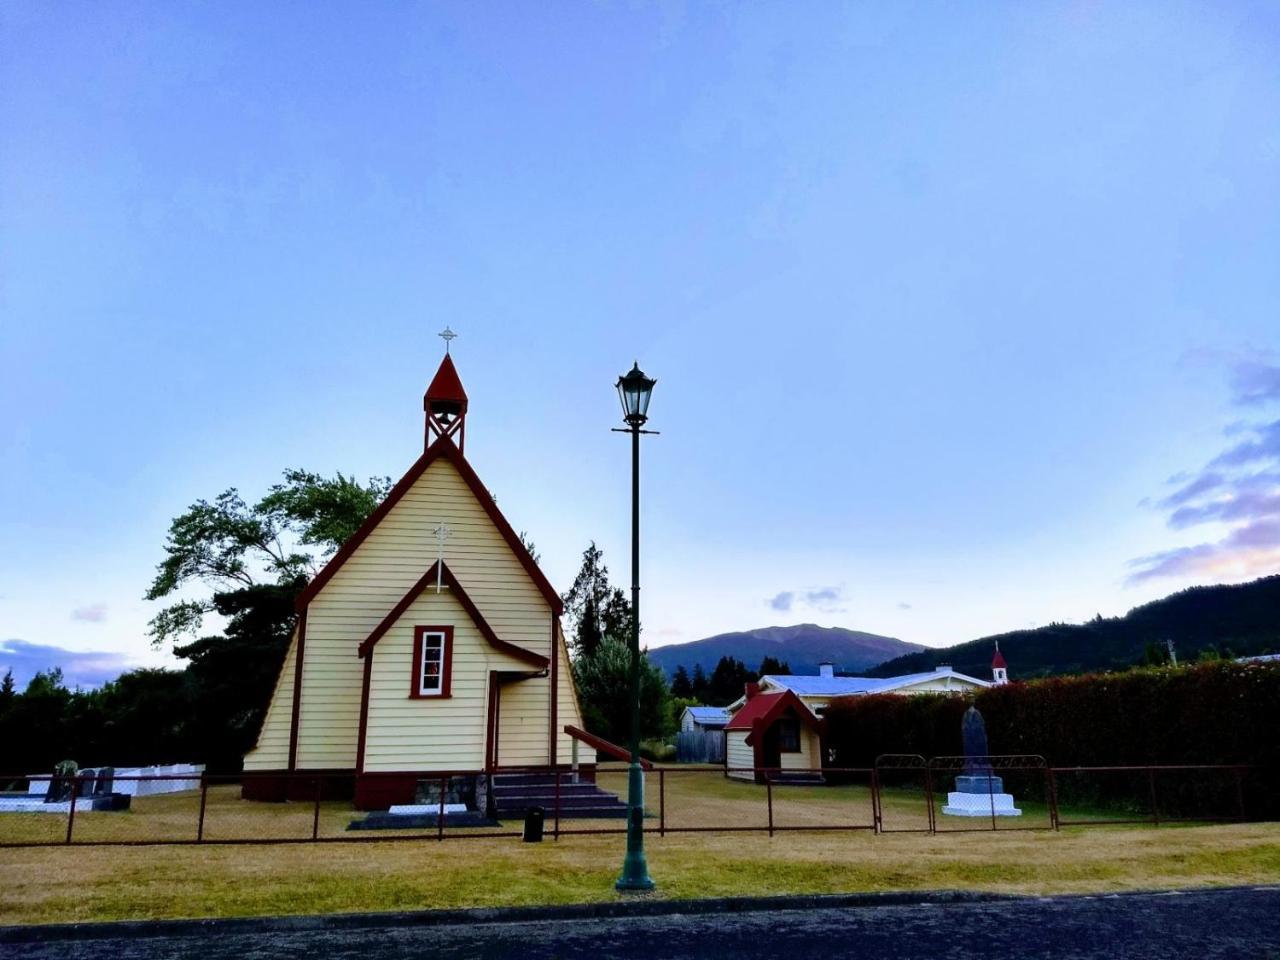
991, 642, 1009, 686
424, 328, 468, 452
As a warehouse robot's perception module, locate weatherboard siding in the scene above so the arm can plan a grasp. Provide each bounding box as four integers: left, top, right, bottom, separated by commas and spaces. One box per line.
726, 731, 754, 780
554, 622, 583, 762
363, 588, 538, 771
779, 727, 820, 772
243, 628, 298, 770
280, 454, 551, 771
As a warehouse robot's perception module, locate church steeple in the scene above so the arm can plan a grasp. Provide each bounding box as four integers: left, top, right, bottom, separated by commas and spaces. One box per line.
424, 331, 468, 452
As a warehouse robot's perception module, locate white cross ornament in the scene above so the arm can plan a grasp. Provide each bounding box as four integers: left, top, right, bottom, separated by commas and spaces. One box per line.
432, 521, 452, 593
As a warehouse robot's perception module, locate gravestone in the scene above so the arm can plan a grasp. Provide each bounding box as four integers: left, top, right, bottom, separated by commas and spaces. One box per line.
93, 767, 115, 796
43, 760, 77, 803
78, 769, 98, 798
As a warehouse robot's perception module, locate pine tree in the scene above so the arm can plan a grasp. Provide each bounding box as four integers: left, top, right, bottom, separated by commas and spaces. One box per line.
562, 542, 632, 658
691, 664, 708, 701
758, 656, 791, 676
670, 665, 693, 698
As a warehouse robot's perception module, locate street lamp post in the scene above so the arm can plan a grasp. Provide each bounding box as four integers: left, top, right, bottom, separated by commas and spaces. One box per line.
613, 361, 657, 892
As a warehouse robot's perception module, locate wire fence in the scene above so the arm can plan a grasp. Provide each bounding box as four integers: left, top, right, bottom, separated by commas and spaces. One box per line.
0, 759, 1261, 847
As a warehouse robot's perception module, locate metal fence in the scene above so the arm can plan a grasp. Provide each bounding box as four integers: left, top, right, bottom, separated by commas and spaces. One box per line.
0, 760, 1261, 847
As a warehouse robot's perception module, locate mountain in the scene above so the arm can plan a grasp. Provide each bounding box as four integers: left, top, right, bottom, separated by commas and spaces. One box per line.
646, 624, 923, 678
868, 575, 1280, 680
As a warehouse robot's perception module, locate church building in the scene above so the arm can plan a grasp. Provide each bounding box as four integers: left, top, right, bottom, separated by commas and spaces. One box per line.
243, 346, 586, 809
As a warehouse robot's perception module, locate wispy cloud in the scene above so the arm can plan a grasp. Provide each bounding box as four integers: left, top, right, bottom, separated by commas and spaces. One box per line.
897, 602, 913, 610
766, 586, 846, 614
71, 603, 108, 623
1129, 360, 1280, 585
768, 591, 795, 612
0, 639, 134, 690
1231, 361, 1280, 406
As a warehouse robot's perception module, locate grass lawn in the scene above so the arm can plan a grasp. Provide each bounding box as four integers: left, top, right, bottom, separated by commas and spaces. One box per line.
2, 767, 1275, 926
2, 822, 1278, 927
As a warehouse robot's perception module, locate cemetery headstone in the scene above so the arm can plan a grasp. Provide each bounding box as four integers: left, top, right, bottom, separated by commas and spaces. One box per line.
93, 767, 115, 796
78, 769, 98, 797
43, 759, 77, 803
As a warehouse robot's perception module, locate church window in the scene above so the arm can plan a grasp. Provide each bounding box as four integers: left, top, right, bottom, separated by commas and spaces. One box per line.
411, 626, 453, 698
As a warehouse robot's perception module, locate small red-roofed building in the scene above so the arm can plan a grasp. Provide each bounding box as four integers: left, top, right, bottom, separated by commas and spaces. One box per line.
724, 684, 826, 783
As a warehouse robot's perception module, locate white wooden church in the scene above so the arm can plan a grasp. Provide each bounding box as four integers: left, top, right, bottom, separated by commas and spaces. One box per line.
243, 346, 587, 809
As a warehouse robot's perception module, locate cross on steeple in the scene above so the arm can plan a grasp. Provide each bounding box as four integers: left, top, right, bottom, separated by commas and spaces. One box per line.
439, 327, 457, 353
432, 521, 453, 593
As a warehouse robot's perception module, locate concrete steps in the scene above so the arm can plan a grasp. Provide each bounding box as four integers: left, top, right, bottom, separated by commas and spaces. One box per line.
491, 773, 628, 820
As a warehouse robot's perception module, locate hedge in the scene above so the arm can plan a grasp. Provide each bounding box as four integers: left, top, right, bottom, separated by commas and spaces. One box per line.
824, 661, 1280, 818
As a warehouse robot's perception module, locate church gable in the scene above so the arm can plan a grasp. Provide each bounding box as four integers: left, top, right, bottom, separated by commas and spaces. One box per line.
360, 584, 544, 772
303, 441, 558, 658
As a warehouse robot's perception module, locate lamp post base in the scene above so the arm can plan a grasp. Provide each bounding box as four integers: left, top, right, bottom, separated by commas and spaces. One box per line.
615, 761, 655, 892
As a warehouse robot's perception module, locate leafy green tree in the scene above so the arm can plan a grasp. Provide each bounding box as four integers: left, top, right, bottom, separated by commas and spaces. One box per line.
571, 638, 670, 745
146, 470, 391, 645
561, 542, 631, 659
143, 468, 390, 770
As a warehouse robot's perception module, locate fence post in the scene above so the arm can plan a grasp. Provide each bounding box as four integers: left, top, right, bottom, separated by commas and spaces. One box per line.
924, 766, 936, 834
553, 769, 561, 841
1147, 768, 1160, 826
989, 764, 997, 832
659, 769, 665, 838
766, 773, 774, 837
65, 777, 79, 845
312, 777, 322, 841
437, 775, 447, 842
1046, 768, 1060, 831
197, 774, 209, 842
870, 768, 881, 834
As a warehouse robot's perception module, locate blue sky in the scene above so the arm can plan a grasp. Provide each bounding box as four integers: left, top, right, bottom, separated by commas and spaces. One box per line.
2, 2, 1278, 687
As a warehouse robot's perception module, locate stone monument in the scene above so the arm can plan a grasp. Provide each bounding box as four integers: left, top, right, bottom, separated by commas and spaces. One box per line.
941, 706, 1021, 817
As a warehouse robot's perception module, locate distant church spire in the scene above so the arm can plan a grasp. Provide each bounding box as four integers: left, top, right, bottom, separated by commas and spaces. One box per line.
991, 642, 1009, 686
424, 330, 468, 452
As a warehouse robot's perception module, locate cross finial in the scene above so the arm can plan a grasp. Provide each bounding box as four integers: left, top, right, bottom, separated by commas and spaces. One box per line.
432, 521, 453, 593
439, 327, 457, 353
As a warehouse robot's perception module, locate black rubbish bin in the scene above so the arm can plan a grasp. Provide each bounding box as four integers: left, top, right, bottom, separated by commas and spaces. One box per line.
523, 806, 545, 843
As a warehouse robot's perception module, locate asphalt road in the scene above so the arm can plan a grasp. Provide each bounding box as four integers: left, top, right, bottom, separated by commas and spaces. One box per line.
5, 886, 1279, 959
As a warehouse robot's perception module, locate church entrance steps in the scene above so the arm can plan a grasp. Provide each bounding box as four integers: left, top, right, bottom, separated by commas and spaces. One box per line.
490, 772, 628, 819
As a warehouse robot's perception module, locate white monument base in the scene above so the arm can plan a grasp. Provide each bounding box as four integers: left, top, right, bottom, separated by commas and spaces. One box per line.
0, 798, 100, 813
388, 803, 468, 816
941, 791, 1022, 817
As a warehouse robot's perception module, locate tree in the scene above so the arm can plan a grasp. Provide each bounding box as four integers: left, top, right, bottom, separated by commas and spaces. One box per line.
145, 470, 392, 645
561, 542, 632, 659
690, 663, 708, 701
518, 531, 540, 565
758, 656, 791, 676
706, 656, 757, 706
571, 638, 670, 745
670, 665, 693, 699
142, 467, 390, 770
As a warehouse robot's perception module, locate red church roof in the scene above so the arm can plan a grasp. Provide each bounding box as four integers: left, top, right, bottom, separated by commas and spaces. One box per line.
992, 646, 1007, 669
424, 353, 468, 406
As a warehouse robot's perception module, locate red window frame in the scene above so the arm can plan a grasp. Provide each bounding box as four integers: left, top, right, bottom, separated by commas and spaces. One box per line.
410, 625, 453, 699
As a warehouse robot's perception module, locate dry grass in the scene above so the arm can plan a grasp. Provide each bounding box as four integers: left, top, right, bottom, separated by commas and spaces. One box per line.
2, 769, 1276, 927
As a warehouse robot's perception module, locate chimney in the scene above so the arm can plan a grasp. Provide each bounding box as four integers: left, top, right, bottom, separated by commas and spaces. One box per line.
818, 662, 834, 678
937, 664, 953, 674
744, 682, 760, 701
